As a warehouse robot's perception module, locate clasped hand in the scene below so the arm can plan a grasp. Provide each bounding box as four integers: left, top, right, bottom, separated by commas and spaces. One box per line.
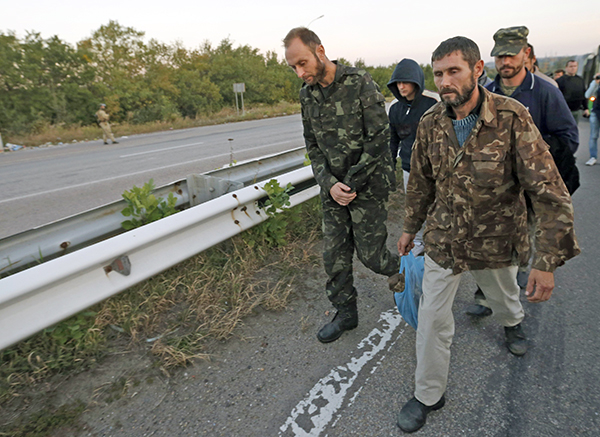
330, 182, 356, 206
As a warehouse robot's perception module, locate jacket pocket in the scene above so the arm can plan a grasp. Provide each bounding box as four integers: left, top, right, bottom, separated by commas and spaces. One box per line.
471, 147, 507, 187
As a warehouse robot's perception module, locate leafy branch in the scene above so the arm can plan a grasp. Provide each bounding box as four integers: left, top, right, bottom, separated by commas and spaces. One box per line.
121, 179, 178, 230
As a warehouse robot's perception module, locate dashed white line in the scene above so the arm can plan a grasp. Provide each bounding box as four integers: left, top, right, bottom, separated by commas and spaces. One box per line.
119, 142, 204, 158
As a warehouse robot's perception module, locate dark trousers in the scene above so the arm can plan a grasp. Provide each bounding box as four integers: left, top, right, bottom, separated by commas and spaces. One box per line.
321, 189, 400, 309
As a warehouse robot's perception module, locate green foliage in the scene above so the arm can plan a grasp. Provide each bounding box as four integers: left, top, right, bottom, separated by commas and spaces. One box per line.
243, 179, 301, 247
262, 179, 294, 216
304, 153, 311, 166
121, 179, 178, 230
421, 64, 436, 93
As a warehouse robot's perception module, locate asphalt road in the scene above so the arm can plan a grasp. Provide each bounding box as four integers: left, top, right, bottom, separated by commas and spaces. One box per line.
65, 120, 600, 436
0, 115, 304, 239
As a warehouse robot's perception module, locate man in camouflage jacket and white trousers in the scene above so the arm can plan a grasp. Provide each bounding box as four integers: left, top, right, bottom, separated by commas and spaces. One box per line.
396, 36, 580, 433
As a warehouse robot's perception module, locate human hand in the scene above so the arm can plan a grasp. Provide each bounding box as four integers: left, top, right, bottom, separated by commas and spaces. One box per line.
330, 182, 356, 206
397, 232, 416, 256
525, 269, 555, 302
583, 109, 590, 118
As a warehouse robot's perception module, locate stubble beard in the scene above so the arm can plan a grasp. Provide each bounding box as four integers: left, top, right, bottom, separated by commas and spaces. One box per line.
440, 73, 477, 109
305, 55, 327, 86
498, 62, 523, 80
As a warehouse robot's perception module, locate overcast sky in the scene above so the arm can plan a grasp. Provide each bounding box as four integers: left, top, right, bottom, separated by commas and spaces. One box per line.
2, 0, 599, 67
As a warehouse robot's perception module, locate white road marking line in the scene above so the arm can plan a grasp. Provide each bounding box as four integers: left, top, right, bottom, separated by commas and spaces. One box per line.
279, 309, 405, 437
119, 142, 205, 158
0, 141, 296, 204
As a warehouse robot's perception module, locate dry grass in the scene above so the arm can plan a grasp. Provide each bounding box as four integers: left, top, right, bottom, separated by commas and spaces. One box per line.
0, 196, 322, 408
4, 102, 301, 148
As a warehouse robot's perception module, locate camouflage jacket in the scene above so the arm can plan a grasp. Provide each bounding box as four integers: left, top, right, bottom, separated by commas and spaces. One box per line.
95, 109, 110, 123
300, 62, 395, 198
404, 87, 580, 274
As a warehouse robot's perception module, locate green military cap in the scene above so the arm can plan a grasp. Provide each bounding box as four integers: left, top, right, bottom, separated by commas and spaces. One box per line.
491, 26, 529, 56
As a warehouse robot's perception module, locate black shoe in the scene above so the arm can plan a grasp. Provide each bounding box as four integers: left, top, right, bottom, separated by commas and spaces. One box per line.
505, 323, 527, 356
112, 141, 119, 144
104, 142, 109, 145
317, 304, 358, 343
466, 287, 492, 317
397, 395, 445, 433
466, 304, 493, 317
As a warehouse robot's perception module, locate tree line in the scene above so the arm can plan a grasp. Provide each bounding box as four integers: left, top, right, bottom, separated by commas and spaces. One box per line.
0, 21, 435, 138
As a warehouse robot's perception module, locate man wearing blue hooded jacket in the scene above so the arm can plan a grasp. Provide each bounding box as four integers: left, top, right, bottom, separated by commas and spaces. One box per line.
387, 59, 438, 254
388, 59, 438, 174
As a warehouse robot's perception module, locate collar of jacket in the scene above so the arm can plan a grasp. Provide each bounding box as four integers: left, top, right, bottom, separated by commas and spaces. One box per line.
490, 68, 535, 96
301, 61, 352, 103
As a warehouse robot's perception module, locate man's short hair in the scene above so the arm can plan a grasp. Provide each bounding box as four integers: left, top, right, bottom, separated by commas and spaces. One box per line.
566, 59, 577, 66
527, 43, 535, 59
431, 36, 481, 71
283, 27, 321, 53
555, 69, 565, 75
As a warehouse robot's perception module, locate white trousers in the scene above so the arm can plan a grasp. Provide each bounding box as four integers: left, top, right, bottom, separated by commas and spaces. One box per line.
415, 254, 524, 405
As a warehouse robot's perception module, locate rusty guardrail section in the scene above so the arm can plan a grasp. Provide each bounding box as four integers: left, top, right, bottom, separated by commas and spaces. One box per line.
0, 147, 307, 276
0, 163, 318, 351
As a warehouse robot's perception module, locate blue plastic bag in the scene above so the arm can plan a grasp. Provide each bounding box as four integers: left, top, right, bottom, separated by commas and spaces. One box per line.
394, 252, 425, 330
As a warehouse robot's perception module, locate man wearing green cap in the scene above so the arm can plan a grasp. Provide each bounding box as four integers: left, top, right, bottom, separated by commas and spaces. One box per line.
465, 26, 579, 318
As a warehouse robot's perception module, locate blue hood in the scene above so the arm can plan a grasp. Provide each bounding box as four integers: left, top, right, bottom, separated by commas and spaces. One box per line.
387, 59, 425, 102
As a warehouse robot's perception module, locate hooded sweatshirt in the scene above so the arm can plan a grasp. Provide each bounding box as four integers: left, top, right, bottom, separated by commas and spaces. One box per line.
387, 59, 437, 172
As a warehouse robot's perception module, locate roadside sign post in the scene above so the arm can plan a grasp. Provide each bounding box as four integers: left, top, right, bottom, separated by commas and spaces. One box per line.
233, 83, 245, 116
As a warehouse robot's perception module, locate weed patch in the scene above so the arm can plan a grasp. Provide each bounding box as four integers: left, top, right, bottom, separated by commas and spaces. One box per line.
0, 400, 86, 437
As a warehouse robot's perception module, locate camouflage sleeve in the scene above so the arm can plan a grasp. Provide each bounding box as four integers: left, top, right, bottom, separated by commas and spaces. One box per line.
301, 103, 339, 193
342, 74, 391, 192
403, 119, 436, 234
513, 113, 581, 272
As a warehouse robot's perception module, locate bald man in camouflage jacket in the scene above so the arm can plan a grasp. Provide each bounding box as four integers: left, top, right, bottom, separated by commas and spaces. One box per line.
284, 27, 400, 343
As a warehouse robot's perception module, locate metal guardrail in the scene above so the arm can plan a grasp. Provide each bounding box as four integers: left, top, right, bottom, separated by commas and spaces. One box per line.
0, 165, 318, 351
0, 147, 307, 276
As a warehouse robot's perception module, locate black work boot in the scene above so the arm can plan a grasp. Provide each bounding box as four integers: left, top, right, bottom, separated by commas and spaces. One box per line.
505, 323, 527, 356
317, 303, 358, 343
397, 395, 445, 433
466, 287, 492, 317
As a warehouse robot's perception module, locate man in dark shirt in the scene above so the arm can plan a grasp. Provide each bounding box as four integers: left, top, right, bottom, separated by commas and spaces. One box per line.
466, 26, 579, 317
557, 60, 590, 123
